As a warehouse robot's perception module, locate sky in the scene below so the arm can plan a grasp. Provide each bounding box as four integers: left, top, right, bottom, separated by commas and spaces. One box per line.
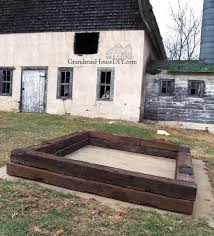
150, 0, 204, 39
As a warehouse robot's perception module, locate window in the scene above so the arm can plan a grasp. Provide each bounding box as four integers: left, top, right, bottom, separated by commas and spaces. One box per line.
188, 80, 205, 97
97, 68, 115, 101
57, 68, 73, 99
159, 79, 174, 96
0, 69, 13, 96
74, 32, 99, 55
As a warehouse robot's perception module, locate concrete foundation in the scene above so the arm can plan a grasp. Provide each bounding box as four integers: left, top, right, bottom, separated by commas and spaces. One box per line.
65, 146, 176, 179
154, 121, 214, 134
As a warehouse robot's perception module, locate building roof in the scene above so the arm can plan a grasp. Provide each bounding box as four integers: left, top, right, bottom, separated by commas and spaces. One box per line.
0, 0, 166, 59
147, 60, 214, 74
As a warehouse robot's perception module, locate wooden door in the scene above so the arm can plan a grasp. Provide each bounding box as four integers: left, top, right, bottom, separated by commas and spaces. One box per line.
21, 69, 47, 113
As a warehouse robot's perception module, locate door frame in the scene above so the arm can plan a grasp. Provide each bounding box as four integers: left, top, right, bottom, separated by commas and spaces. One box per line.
20, 66, 48, 113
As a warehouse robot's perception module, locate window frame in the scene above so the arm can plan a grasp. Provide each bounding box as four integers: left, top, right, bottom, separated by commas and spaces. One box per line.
0, 68, 14, 96
97, 68, 115, 101
74, 32, 99, 55
57, 67, 73, 100
188, 80, 205, 98
159, 79, 175, 96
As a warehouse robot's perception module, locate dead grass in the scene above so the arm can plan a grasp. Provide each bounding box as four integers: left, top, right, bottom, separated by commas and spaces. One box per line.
0, 111, 214, 186
0, 180, 213, 236
0, 112, 214, 235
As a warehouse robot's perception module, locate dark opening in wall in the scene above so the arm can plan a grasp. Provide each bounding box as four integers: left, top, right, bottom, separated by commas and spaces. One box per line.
74, 32, 99, 55
97, 68, 115, 101
57, 68, 73, 99
188, 80, 205, 97
0, 69, 13, 96
100, 71, 111, 100
159, 79, 174, 96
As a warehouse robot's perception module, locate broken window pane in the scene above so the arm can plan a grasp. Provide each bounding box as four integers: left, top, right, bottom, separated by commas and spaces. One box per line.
98, 70, 113, 100
191, 88, 196, 95
162, 87, 167, 94
2, 83, 10, 94
188, 81, 205, 97
0, 70, 12, 96
106, 72, 111, 84
101, 72, 106, 84
57, 69, 73, 99
100, 86, 105, 99
60, 85, 69, 97
160, 79, 174, 96
60, 85, 65, 97
106, 86, 111, 93
100, 86, 111, 99
161, 81, 167, 94
61, 72, 66, 83
66, 72, 70, 83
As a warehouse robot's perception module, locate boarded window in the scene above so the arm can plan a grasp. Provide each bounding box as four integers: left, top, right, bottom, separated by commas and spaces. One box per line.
159, 79, 174, 96
0, 69, 13, 96
188, 80, 205, 97
97, 68, 115, 101
57, 68, 73, 99
74, 33, 99, 55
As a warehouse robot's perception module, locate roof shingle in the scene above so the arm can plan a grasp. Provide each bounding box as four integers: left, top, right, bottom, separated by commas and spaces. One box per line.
0, 0, 145, 33
0, 0, 166, 58
147, 60, 214, 74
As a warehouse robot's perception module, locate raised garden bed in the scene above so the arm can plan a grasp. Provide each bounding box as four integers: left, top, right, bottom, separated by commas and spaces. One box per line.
7, 130, 197, 215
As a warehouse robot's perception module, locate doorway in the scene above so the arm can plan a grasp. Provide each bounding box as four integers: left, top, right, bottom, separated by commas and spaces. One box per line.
21, 68, 47, 113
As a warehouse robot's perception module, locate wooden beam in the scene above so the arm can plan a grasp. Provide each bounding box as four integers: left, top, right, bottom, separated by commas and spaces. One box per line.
176, 145, 195, 183
90, 131, 179, 151
10, 149, 197, 201
90, 137, 178, 159
89, 131, 179, 159
35, 131, 89, 154
55, 138, 88, 156
7, 162, 194, 215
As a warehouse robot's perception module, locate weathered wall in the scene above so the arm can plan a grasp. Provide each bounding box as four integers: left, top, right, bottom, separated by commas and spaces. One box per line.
144, 72, 214, 124
0, 30, 149, 121
140, 32, 157, 120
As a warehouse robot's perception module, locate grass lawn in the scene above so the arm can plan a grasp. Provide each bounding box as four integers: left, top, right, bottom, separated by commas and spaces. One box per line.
0, 111, 214, 235
0, 180, 213, 236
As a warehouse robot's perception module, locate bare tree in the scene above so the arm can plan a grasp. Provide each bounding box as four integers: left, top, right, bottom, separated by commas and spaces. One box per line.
165, 0, 202, 60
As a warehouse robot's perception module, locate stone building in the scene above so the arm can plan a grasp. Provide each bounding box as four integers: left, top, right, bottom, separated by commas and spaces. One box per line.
1, 0, 214, 130
0, 0, 165, 122
144, 61, 214, 125
143, 0, 214, 130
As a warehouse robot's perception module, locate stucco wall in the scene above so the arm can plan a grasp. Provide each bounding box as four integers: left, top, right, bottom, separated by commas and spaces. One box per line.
0, 30, 147, 121
144, 72, 214, 124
